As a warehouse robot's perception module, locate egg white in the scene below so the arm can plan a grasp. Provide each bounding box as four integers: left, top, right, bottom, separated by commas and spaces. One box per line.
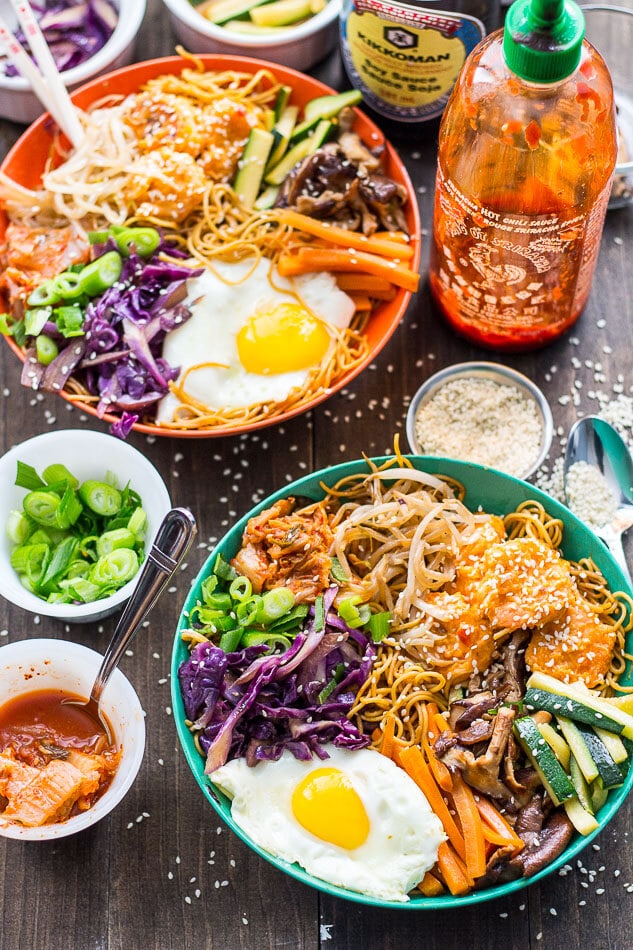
210, 746, 445, 903
157, 258, 355, 422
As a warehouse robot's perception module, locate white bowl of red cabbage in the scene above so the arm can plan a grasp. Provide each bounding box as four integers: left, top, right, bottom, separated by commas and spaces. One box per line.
0, 0, 146, 124
0, 428, 170, 622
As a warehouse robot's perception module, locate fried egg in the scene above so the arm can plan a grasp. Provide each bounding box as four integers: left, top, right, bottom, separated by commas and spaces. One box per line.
156, 258, 355, 421
210, 746, 445, 902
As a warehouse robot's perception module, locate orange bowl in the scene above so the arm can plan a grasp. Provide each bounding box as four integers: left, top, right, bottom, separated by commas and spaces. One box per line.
0, 55, 421, 438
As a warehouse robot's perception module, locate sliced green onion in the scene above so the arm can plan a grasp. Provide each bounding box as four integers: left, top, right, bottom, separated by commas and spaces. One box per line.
314, 593, 325, 632
15, 461, 46, 491
51, 271, 84, 300
229, 575, 252, 602
59, 577, 102, 603
254, 587, 295, 624
35, 334, 59, 366
10, 542, 48, 575
6, 510, 31, 545
204, 591, 233, 611
338, 595, 371, 629
23, 490, 62, 526
43, 464, 79, 489
40, 536, 79, 588
219, 628, 243, 652
27, 280, 61, 308
91, 548, 139, 588
127, 506, 147, 539
213, 553, 239, 583
366, 610, 391, 643
96, 527, 136, 558
318, 663, 346, 705
54, 304, 85, 338
77, 251, 123, 297
24, 306, 52, 337
330, 556, 349, 584
78, 480, 122, 516
240, 632, 291, 652
87, 230, 110, 246
55, 487, 83, 530
115, 227, 161, 258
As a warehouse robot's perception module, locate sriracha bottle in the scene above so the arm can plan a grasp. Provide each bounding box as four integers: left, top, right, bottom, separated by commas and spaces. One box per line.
428, 0, 618, 351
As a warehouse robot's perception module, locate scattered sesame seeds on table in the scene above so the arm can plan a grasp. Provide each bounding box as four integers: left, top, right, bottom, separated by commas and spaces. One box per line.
0, 2, 632, 948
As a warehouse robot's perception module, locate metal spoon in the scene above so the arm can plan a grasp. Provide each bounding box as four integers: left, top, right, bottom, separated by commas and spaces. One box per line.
70, 507, 197, 740
563, 416, 633, 585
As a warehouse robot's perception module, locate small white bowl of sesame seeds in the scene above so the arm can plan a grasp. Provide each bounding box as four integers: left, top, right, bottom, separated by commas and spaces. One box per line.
405, 362, 553, 481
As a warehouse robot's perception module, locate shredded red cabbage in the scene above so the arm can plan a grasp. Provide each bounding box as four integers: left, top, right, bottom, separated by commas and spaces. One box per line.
21, 237, 202, 437
178, 585, 375, 772
3, 1, 118, 77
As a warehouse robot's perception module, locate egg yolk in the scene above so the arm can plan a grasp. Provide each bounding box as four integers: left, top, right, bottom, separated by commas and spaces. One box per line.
236, 303, 331, 375
291, 767, 370, 850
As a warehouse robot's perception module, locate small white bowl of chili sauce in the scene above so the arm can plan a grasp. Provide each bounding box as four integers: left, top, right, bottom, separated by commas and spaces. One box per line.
0, 637, 145, 840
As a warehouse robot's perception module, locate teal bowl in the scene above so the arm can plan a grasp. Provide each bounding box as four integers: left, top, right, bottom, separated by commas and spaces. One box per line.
171, 456, 633, 909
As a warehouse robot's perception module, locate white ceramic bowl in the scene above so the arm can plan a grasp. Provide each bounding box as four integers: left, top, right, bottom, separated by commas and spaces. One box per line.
0, 428, 171, 622
0, 637, 145, 840
405, 361, 554, 481
0, 0, 147, 124
161, 0, 341, 72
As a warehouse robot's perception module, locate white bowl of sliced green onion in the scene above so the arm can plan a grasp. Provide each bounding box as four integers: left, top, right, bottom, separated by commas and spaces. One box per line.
0, 429, 171, 622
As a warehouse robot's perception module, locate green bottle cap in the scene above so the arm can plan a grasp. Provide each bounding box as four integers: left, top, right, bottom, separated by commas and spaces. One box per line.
503, 0, 585, 83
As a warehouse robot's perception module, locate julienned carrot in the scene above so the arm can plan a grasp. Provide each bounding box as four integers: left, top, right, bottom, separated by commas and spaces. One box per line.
475, 796, 524, 851
481, 823, 516, 848
381, 713, 397, 759
437, 842, 472, 896
451, 772, 487, 880
349, 294, 373, 312
335, 273, 397, 300
433, 711, 451, 734
277, 247, 420, 294
418, 870, 444, 897
277, 208, 415, 260
398, 745, 466, 862
423, 736, 453, 793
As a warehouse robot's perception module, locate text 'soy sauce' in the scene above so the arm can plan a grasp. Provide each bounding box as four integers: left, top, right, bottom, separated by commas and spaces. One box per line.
340, 0, 500, 124
428, 0, 618, 350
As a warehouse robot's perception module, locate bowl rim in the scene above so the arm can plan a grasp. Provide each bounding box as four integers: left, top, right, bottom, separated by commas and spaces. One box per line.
404, 361, 554, 480
0, 637, 146, 840
170, 454, 633, 909
0, 0, 147, 92
163, 0, 342, 47
0, 53, 420, 440
0, 428, 171, 620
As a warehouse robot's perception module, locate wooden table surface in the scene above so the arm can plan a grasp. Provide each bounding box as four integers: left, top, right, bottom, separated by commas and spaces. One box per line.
1, 2, 632, 948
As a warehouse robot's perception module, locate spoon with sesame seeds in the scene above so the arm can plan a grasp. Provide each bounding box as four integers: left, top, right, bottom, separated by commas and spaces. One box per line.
564, 416, 633, 586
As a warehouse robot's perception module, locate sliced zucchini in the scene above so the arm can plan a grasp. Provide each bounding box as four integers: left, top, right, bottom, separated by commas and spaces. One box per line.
537, 721, 571, 769
593, 725, 628, 764
206, 0, 269, 24
590, 776, 609, 813
288, 114, 322, 144
254, 185, 280, 210
233, 128, 274, 208
514, 717, 575, 806
303, 89, 363, 123
564, 796, 600, 835
274, 84, 292, 121
264, 119, 331, 186
267, 105, 299, 170
569, 755, 594, 814
525, 683, 627, 737
527, 673, 633, 738
575, 722, 623, 788
605, 692, 633, 714
555, 716, 599, 783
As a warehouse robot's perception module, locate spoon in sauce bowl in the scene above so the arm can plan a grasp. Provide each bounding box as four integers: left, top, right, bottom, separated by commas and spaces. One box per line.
66, 507, 197, 741
563, 416, 633, 586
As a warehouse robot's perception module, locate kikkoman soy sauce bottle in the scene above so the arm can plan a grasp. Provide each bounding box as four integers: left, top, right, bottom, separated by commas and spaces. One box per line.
428, 0, 618, 350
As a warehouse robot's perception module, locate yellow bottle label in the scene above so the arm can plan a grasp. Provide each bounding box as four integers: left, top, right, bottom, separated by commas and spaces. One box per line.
341, 1, 485, 121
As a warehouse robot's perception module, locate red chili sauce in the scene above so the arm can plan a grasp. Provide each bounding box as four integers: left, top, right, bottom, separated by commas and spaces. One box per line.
0, 689, 120, 826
